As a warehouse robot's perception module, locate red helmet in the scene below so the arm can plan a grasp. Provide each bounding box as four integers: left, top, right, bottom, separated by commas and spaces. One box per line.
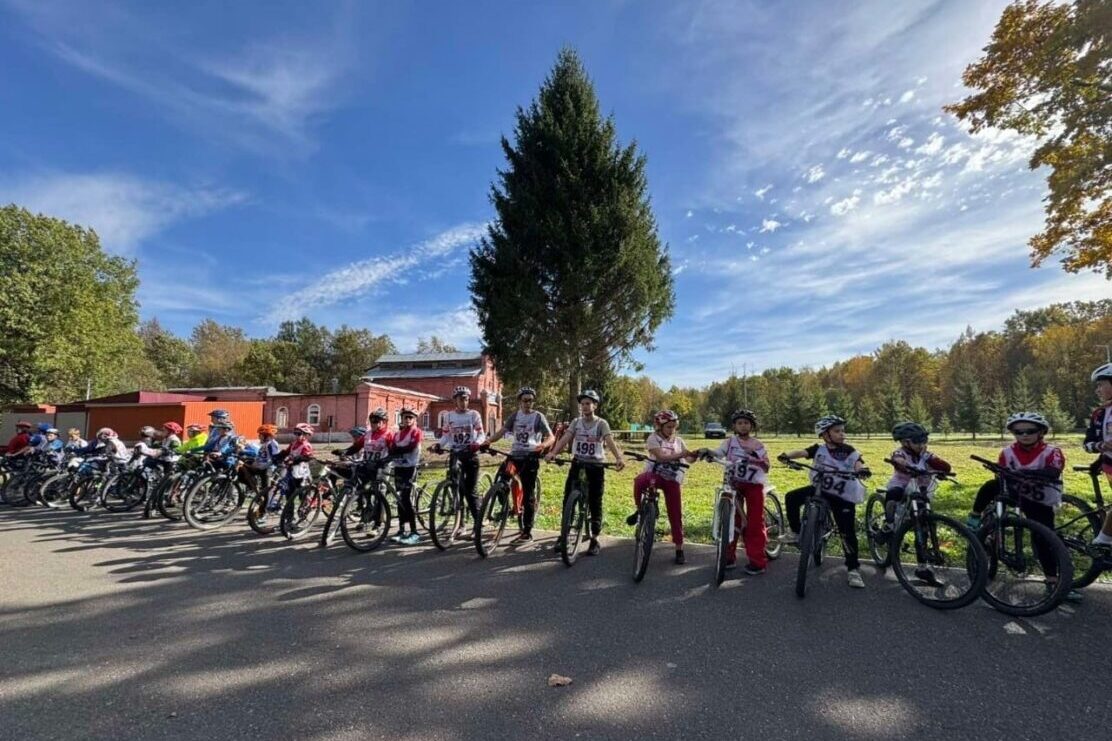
162, 422, 183, 436
15, 420, 32, 429
258, 424, 278, 436
294, 422, 314, 436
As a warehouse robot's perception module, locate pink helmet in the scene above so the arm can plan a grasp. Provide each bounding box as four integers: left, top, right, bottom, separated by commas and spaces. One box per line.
96, 427, 117, 439
293, 422, 314, 436
654, 409, 679, 426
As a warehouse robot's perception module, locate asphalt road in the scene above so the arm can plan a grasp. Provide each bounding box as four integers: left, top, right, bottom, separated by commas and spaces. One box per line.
1, 507, 1109, 741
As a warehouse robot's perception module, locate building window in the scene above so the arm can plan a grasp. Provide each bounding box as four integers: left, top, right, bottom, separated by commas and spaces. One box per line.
421, 412, 430, 430
275, 407, 289, 429
395, 410, 401, 426
307, 404, 321, 425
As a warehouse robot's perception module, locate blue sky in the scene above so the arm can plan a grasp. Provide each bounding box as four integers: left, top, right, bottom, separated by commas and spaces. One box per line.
1, 0, 1107, 388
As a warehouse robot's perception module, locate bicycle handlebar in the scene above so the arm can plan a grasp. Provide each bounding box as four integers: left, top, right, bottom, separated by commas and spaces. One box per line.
548, 457, 618, 468
623, 450, 689, 469
780, 459, 867, 479
883, 458, 957, 481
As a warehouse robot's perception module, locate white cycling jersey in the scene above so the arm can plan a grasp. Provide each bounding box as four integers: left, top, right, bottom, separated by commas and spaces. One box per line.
811, 443, 865, 503
569, 416, 610, 463
505, 410, 552, 456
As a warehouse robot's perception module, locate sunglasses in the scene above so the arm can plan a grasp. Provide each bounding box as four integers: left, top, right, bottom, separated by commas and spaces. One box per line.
1011, 428, 1041, 436
906, 435, 928, 444
520, 398, 535, 403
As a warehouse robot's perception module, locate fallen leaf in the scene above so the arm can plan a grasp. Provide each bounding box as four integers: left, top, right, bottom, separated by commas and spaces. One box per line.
547, 674, 573, 687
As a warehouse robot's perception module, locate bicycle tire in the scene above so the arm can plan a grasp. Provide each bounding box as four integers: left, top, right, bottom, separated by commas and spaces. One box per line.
890, 512, 987, 610
633, 498, 657, 583
475, 481, 510, 558
319, 486, 350, 547
104, 472, 146, 512
3, 474, 32, 507
281, 483, 323, 540
560, 487, 588, 567
714, 495, 732, 586
340, 488, 391, 553
413, 481, 431, 532
247, 486, 282, 536
764, 492, 784, 560
864, 493, 890, 568
155, 473, 188, 521
69, 476, 100, 512
183, 475, 242, 530
795, 502, 819, 598
1056, 494, 1103, 590
980, 513, 1073, 617
39, 473, 71, 509
429, 480, 461, 551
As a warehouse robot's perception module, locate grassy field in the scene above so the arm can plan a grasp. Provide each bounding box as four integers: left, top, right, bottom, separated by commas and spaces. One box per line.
397, 433, 1104, 544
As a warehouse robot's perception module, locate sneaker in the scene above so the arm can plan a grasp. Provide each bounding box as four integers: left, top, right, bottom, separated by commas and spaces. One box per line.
914, 567, 945, 588
847, 569, 866, 589
587, 539, 601, 556
625, 512, 639, 526
511, 532, 533, 544
400, 532, 421, 546
744, 563, 766, 576
1090, 531, 1112, 547
1064, 589, 1084, 603
780, 532, 799, 545
674, 549, 685, 565
389, 533, 404, 543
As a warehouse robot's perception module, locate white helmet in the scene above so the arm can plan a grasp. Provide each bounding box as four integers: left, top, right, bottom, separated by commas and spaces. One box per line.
1005, 411, 1050, 433
1092, 363, 1112, 382
814, 415, 846, 436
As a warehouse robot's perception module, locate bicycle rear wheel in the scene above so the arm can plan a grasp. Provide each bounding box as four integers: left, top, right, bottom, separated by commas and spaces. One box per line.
183, 475, 242, 530
155, 473, 188, 521
104, 473, 146, 512
4, 474, 33, 507
981, 513, 1073, 617
560, 487, 588, 567
795, 502, 819, 599
764, 492, 784, 560
864, 493, 890, 568
429, 481, 461, 551
1056, 494, 1103, 590
69, 476, 100, 512
319, 486, 350, 547
281, 483, 324, 540
632, 498, 657, 583
340, 489, 391, 552
39, 473, 71, 509
475, 481, 510, 558
890, 513, 987, 610
714, 495, 732, 586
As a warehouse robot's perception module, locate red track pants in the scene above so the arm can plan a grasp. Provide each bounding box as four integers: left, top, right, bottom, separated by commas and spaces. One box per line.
728, 483, 767, 569
633, 472, 684, 547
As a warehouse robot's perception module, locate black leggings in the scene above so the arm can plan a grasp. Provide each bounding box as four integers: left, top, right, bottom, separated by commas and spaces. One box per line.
563, 461, 605, 537
971, 479, 1060, 576
785, 485, 860, 571
884, 486, 908, 523
393, 466, 418, 533
457, 453, 481, 520
513, 455, 540, 533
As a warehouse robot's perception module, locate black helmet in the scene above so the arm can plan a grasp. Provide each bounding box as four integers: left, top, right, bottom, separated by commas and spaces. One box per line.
892, 421, 928, 442
517, 386, 537, 399
730, 409, 758, 427
577, 389, 600, 404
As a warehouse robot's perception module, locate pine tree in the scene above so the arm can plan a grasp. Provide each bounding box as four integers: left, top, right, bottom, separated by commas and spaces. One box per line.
878, 376, 906, 431
954, 371, 986, 440
986, 386, 1010, 439
470, 48, 675, 411
856, 396, 880, 439
1038, 389, 1075, 437
907, 394, 931, 432
1009, 367, 1038, 413
938, 413, 954, 438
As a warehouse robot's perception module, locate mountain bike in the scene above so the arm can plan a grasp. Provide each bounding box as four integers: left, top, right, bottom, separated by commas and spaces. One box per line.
474, 448, 540, 558
38, 455, 84, 509
624, 451, 690, 582
246, 459, 307, 537
863, 460, 987, 609
782, 460, 868, 599
428, 450, 492, 552
1052, 457, 1110, 590
701, 454, 784, 586
68, 457, 120, 512
102, 455, 167, 513
182, 453, 250, 531
551, 457, 618, 567
279, 457, 338, 541
970, 455, 1073, 617
1, 456, 54, 508
338, 457, 397, 552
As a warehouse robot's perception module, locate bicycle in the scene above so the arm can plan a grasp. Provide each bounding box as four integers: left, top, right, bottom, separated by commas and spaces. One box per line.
970, 455, 1074, 617
474, 448, 541, 558
279, 457, 339, 541
182, 452, 251, 531
338, 457, 397, 552
1052, 457, 1110, 590
701, 454, 784, 586
68, 457, 121, 512
781, 459, 868, 599
427, 450, 492, 552
862, 460, 987, 609
551, 457, 618, 567
624, 451, 690, 582
102, 454, 167, 513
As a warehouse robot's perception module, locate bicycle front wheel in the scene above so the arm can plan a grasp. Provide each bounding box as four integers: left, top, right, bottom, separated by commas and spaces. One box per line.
429, 481, 462, 551
890, 513, 987, 610
560, 487, 588, 567
1056, 494, 1103, 590
764, 492, 784, 560
981, 513, 1073, 617
340, 489, 391, 553
40, 474, 71, 509
795, 502, 819, 599
281, 483, 324, 540
633, 498, 658, 583
183, 476, 242, 530
475, 481, 510, 558
864, 493, 890, 568
714, 495, 732, 586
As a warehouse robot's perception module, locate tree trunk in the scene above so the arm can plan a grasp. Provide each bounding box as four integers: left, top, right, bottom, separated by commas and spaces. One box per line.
567, 371, 581, 418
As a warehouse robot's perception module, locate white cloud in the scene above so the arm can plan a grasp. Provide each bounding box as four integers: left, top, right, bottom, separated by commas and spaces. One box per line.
897, 137, 915, 149
754, 184, 773, 200
268, 224, 487, 324
849, 150, 872, 163
830, 190, 861, 216
899, 89, 916, 103
916, 132, 945, 156
0, 172, 245, 253
685, 210, 694, 218
874, 178, 916, 205
804, 164, 825, 183
377, 305, 483, 353
836, 148, 852, 159
759, 218, 783, 233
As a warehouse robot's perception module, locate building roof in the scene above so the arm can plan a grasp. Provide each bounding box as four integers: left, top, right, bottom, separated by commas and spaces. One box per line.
81, 390, 209, 406
168, 386, 284, 396
363, 367, 482, 381
374, 352, 484, 364
361, 382, 443, 401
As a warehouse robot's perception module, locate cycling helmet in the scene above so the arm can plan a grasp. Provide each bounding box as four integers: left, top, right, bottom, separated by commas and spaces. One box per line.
96, 427, 117, 439
654, 409, 679, 425
452, 386, 471, 399
517, 386, 537, 399
257, 424, 278, 436
186, 424, 204, 433
577, 389, 601, 404
1006, 411, 1049, 433
349, 426, 367, 437
208, 408, 230, 420
162, 422, 183, 436
293, 422, 314, 435
37, 422, 51, 433
368, 407, 388, 421
45, 428, 59, 435
730, 409, 758, 427
399, 405, 417, 417
892, 421, 928, 442
15, 420, 32, 429
1092, 363, 1112, 382
814, 415, 847, 436
139, 426, 157, 438
211, 421, 233, 431
240, 444, 260, 459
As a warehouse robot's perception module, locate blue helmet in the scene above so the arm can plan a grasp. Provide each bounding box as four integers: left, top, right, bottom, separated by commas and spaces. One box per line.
208, 409, 230, 420
349, 426, 367, 437
37, 422, 51, 433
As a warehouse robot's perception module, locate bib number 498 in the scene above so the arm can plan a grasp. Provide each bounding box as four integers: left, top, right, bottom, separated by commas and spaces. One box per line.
575, 441, 597, 457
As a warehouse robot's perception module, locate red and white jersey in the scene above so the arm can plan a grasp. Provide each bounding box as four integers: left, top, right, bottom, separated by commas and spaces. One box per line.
439, 409, 486, 452
644, 432, 688, 483
362, 428, 395, 462
886, 448, 951, 498
1083, 404, 1112, 474
392, 425, 423, 467
287, 437, 313, 460
998, 441, 1064, 505
811, 443, 866, 503
714, 435, 769, 486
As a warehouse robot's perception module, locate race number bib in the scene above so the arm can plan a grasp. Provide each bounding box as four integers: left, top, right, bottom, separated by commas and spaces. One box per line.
292, 462, 311, 478
451, 426, 473, 446
574, 440, 598, 457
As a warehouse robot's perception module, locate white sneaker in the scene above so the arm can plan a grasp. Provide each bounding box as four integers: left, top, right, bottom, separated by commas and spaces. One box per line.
847, 570, 865, 589
1091, 532, 1112, 547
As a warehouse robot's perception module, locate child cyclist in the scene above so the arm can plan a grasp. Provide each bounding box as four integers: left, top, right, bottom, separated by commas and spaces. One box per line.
778, 414, 871, 589
431, 387, 486, 526
64, 428, 87, 454
545, 389, 626, 556
884, 421, 952, 529
268, 422, 315, 511
179, 424, 207, 453
390, 406, 424, 545
490, 386, 555, 544
628, 409, 698, 565
1085, 363, 1112, 547
699, 409, 770, 575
